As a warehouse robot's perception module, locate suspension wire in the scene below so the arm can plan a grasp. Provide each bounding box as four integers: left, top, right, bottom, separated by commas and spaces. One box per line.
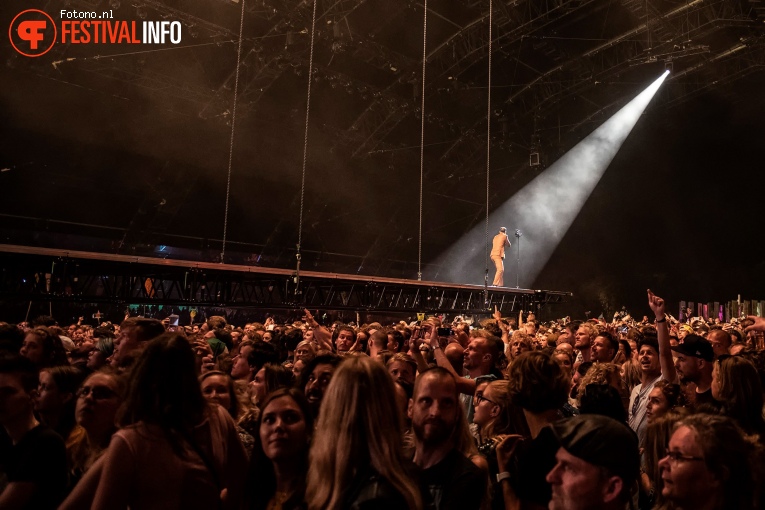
484, 0, 493, 304
295, 0, 319, 292
418, 0, 428, 281
221, 0, 247, 263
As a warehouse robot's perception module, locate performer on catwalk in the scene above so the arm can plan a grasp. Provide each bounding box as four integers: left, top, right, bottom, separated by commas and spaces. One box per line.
490, 227, 511, 287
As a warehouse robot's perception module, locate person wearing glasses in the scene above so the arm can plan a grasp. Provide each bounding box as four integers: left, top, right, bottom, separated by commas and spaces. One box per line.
60, 369, 128, 508
474, 380, 529, 448
473, 379, 529, 510
659, 413, 759, 510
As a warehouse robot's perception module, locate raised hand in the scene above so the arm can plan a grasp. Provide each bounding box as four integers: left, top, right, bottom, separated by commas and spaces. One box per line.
495, 434, 525, 472
647, 289, 666, 319
744, 315, 765, 333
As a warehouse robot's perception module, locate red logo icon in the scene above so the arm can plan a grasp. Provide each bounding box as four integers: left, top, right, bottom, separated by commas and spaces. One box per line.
9, 9, 57, 57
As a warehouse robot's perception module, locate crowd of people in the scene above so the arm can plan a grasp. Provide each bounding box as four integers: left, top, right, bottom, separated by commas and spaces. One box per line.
1, 288, 765, 510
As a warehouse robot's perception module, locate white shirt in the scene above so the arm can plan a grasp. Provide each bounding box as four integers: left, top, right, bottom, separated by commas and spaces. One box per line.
628, 374, 662, 446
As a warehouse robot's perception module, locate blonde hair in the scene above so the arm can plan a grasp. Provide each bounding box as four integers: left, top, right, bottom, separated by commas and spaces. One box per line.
481, 379, 530, 439
643, 408, 690, 502
305, 357, 422, 510
578, 322, 598, 341
510, 331, 533, 348
576, 363, 621, 402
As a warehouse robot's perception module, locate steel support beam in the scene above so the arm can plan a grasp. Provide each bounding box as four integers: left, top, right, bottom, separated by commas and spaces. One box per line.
0, 246, 570, 316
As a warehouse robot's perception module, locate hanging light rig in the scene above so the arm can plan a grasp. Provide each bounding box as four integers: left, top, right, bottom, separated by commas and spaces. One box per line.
295, 0, 319, 296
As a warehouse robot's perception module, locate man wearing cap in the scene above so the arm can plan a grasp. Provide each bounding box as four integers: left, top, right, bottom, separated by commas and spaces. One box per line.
672, 334, 716, 408
676, 324, 693, 342
546, 414, 640, 510
490, 227, 511, 287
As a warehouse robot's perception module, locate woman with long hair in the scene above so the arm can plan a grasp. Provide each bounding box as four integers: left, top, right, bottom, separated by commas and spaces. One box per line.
250, 362, 294, 409
89, 333, 248, 509
200, 370, 256, 458
248, 388, 313, 510
305, 356, 422, 510
639, 408, 689, 509
552, 348, 573, 380
20, 326, 69, 368
35, 365, 86, 443
60, 369, 127, 510
293, 339, 316, 363
644, 379, 687, 425
712, 355, 765, 440
473, 379, 529, 510
73, 369, 125, 470
474, 380, 530, 445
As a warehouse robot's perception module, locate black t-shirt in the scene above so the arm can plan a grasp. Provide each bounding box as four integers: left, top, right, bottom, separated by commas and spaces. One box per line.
342, 466, 409, 510
0, 424, 67, 510
420, 448, 486, 510
508, 427, 558, 508
692, 387, 719, 409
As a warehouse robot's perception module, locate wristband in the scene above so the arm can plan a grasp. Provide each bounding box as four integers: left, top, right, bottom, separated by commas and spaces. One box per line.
496, 472, 511, 483
655, 317, 666, 323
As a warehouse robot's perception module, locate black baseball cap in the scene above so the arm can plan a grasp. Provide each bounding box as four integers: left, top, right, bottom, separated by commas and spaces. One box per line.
671, 334, 714, 362
550, 415, 640, 485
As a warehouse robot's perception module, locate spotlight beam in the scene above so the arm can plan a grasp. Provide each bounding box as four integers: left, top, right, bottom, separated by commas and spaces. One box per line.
431, 71, 669, 288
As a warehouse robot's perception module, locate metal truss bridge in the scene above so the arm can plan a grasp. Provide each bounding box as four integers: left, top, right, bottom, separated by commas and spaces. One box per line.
0, 245, 570, 317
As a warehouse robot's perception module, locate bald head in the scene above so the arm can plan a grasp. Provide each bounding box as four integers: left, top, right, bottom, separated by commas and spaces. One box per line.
413, 367, 457, 401
707, 329, 732, 358
444, 343, 464, 374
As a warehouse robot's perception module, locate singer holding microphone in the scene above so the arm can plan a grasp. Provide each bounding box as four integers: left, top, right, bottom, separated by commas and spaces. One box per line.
490, 227, 511, 287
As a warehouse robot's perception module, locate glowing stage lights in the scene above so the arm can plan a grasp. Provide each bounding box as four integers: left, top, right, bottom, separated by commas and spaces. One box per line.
431, 71, 669, 288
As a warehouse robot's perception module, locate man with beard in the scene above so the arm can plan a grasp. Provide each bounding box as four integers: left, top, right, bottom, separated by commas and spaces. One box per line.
333, 326, 356, 354
409, 368, 486, 510
671, 334, 716, 408
573, 323, 597, 366
429, 329, 503, 423
590, 332, 618, 363
546, 415, 640, 510
301, 353, 341, 419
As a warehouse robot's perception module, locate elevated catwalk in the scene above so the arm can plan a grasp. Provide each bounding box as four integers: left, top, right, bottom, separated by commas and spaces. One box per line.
0, 244, 571, 315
